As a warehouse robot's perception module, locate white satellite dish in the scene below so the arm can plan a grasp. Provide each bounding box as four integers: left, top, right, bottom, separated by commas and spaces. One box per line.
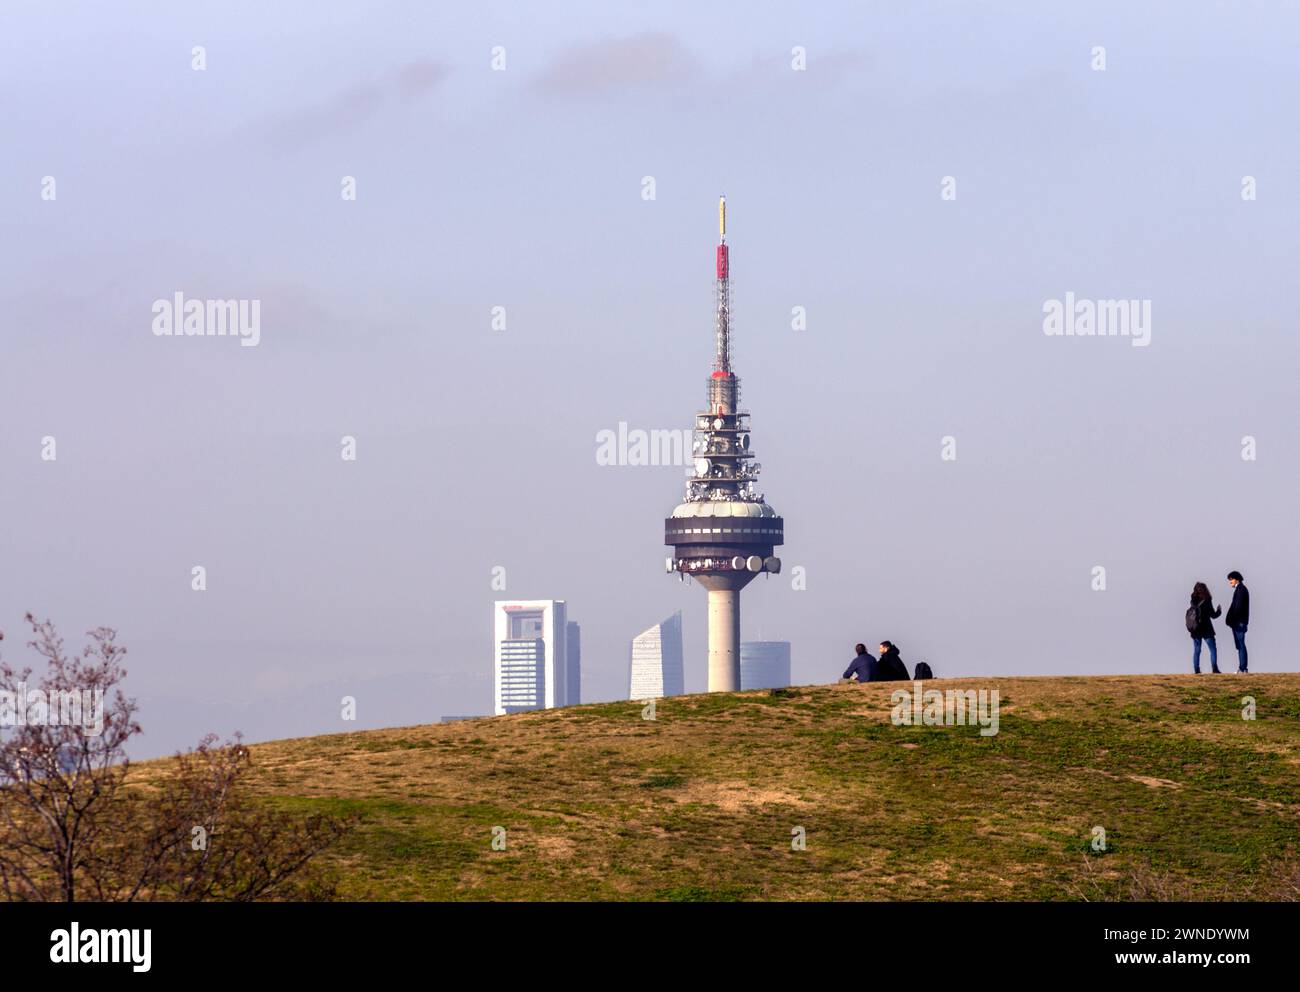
694, 457, 710, 476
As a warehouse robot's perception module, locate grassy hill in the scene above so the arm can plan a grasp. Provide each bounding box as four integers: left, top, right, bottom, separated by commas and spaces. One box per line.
238, 674, 1300, 900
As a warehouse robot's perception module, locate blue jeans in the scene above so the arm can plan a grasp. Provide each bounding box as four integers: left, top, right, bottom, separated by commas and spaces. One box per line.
1232, 625, 1248, 672
1192, 636, 1219, 674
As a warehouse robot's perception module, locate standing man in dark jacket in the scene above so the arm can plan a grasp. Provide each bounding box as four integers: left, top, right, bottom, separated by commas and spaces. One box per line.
877, 641, 911, 681
842, 644, 878, 683
1225, 571, 1250, 672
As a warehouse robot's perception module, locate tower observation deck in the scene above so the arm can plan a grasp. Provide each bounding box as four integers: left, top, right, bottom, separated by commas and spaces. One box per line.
663, 197, 784, 693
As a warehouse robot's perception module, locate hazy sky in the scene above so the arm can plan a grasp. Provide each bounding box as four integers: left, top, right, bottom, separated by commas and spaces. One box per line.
2, 2, 1297, 757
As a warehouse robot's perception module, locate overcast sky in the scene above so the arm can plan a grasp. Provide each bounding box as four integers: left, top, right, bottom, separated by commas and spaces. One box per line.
2, 2, 1297, 757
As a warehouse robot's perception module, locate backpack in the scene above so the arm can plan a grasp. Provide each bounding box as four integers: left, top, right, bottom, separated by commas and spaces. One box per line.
914, 661, 934, 680
1185, 603, 1200, 634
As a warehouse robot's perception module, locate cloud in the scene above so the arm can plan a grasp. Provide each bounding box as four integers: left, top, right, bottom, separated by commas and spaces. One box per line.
533, 32, 700, 96
255, 60, 447, 152
727, 47, 871, 89
531, 36, 870, 99
395, 59, 448, 101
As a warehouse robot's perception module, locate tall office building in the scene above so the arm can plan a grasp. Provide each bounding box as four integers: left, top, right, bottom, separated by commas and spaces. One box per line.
494, 600, 572, 715
497, 637, 546, 714
740, 641, 791, 690
566, 620, 581, 706
629, 611, 685, 700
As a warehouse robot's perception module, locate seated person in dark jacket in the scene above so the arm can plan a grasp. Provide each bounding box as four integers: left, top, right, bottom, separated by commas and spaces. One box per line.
877, 641, 911, 681
842, 643, 878, 683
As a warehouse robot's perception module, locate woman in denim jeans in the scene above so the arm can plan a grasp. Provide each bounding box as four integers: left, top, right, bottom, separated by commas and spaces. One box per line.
1189, 581, 1221, 674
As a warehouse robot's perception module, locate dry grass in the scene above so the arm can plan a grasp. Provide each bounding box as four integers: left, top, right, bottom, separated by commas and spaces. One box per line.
138, 673, 1300, 901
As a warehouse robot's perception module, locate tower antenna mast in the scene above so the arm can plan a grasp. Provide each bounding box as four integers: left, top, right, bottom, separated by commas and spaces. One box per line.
714, 194, 731, 375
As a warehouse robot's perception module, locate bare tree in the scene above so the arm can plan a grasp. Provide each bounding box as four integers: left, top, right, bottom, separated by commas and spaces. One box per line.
101, 734, 350, 901
0, 615, 350, 901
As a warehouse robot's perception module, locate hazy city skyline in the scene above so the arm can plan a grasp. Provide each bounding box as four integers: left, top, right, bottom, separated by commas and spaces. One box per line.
3, 3, 1297, 757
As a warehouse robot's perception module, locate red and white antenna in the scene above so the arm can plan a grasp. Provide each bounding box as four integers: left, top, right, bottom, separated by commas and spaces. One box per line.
713, 194, 732, 376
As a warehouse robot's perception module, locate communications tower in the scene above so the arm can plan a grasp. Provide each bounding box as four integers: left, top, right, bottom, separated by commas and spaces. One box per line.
664, 197, 784, 692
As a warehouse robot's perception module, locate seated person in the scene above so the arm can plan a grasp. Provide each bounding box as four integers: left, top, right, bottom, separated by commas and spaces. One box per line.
841, 643, 878, 683
877, 641, 910, 681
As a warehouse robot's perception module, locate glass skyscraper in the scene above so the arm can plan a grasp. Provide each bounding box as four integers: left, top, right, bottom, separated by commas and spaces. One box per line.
629, 611, 684, 699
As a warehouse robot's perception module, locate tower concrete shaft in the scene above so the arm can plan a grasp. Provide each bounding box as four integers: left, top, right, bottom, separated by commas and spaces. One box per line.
708, 587, 739, 692
693, 570, 757, 691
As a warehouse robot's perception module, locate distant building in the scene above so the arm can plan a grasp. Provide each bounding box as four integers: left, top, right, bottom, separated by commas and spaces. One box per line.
498, 636, 546, 714
629, 611, 684, 699
741, 641, 791, 690
566, 620, 581, 706
493, 600, 572, 715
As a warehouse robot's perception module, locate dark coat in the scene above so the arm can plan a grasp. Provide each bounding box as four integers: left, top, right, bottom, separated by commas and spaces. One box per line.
878, 647, 910, 681
1189, 595, 1220, 639
1225, 584, 1250, 628
843, 654, 875, 682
